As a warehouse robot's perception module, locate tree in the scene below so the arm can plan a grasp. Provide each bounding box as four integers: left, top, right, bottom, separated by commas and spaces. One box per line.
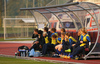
4, 0, 53, 16
0, 0, 3, 27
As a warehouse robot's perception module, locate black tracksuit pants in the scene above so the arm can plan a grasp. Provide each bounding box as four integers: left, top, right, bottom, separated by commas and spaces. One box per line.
42, 43, 55, 55
71, 46, 84, 56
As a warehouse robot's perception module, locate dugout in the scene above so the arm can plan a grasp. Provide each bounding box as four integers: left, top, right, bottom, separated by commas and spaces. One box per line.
20, 2, 100, 60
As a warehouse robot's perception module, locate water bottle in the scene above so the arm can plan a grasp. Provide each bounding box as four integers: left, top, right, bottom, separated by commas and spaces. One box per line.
21, 51, 25, 57
15, 52, 17, 57
26, 50, 29, 57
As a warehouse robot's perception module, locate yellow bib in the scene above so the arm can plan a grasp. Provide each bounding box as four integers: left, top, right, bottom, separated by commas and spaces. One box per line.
80, 34, 90, 47
45, 36, 49, 44
83, 34, 90, 42
51, 38, 56, 45
80, 43, 86, 47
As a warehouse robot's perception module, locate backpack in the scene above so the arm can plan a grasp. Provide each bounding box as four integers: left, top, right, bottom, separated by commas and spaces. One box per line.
17, 46, 29, 57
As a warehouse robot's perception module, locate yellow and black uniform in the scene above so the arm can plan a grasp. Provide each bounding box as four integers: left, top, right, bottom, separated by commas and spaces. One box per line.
50, 32, 58, 45
51, 38, 57, 45
41, 35, 49, 46
68, 36, 77, 43
80, 34, 90, 47
42, 36, 57, 55
44, 36, 49, 44
70, 34, 91, 57
68, 36, 77, 49
57, 37, 63, 44
42, 32, 59, 55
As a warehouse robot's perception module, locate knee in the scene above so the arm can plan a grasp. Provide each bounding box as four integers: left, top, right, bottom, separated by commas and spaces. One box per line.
58, 48, 61, 51
55, 46, 58, 49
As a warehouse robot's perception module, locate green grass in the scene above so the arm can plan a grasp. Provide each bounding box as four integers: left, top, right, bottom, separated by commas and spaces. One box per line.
0, 27, 3, 34
0, 27, 37, 41
0, 56, 60, 64
0, 27, 35, 34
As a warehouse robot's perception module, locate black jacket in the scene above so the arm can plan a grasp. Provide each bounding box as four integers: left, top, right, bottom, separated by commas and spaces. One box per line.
37, 35, 44, 46
32, 34, 38, 38
47, 31, 51, 38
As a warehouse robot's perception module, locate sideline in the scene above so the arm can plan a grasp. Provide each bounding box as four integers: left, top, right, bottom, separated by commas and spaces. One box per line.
0, 54, 83, 64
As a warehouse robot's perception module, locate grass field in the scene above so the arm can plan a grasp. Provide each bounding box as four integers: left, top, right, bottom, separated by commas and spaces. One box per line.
0, 27, 35, 34
0, 56, 60, 64
0, 27, 36, 41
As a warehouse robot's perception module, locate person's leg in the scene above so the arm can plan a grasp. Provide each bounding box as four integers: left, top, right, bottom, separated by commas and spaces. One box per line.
63, 44, 70, 55
42, 44, 44, 54
30, 44, 37, 50
62, 45, 65, 53
58, 44, 63, 51
63, 44, 69, 53
51, 44, 55, 52
42, 44, 48, 55
55, 44, 63, 54
55, 44, 60, 50
47, 43, 55, 52
71, 46, 78, 55
56, 49, 63, 55
30, 44, 39, 50
42, 43, 52, 55
74, 41, 80, 48
71, 46, 84, 57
